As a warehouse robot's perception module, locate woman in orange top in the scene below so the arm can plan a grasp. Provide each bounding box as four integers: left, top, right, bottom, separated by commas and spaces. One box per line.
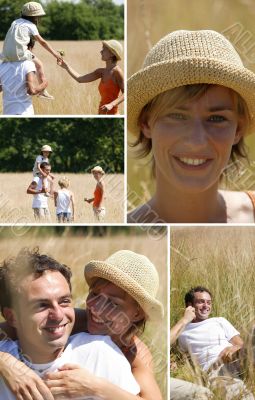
84, 165, 105, 221
58, 40, 124, 114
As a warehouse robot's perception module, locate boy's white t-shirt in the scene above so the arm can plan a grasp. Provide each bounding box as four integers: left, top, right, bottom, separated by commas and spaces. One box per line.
0, 333, 140, 400
0, 60, 35, 115
32, 176, 49, 208
178, 317, 240, 371
56, 189, 72, 214
33, 155, 49, 175
2, 18, 39, 61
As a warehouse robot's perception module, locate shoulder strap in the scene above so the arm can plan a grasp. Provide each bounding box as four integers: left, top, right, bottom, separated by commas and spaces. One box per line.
245, 191, 255, 211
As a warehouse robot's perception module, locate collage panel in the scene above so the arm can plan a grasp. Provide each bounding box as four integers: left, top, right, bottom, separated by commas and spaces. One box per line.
170, 226, 255, 399
0, 117, 124, 223
127, 0, 255, 224
0, 225, 168, 399
0, 0, 124, 116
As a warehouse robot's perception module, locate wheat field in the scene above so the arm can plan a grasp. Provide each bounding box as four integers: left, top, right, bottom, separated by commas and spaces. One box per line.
0, 228, 168, 398
0, 40, 124, 115
0, 172, 124, 223
127, 0, 255, 208
171, 227, 255, 398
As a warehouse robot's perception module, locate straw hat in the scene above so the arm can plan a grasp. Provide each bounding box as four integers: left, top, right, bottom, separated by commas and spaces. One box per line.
102, 40, 123, 61
84, 250, 164, 320
91, 166, 105, 174
41, 145, 52, 152
128, 30, 255, 136
22, 2, 46, 17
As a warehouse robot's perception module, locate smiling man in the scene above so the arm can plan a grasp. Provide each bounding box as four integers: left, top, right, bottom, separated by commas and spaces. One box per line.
177, 286, 255, 400
0, 248, 140, 400
178, 286, 243, 371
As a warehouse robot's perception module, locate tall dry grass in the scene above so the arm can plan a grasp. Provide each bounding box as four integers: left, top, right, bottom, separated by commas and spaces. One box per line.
0, 228, 168, 398
0, 172, 124, 223
171, 227, 255, 397
0, 41, 124, 115
127, 0, 255, 208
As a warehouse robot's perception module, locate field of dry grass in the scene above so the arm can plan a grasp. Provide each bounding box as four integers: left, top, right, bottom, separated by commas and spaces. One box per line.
0, 172, 124, 223
171, 227, 255, 398
0, 40, 124, 115
127, 0, 255, 208
0, 228, 168, 398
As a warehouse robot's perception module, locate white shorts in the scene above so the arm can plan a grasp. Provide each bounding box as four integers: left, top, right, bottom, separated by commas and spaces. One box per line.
33, 207, 51, 221
93, 207, 105, 222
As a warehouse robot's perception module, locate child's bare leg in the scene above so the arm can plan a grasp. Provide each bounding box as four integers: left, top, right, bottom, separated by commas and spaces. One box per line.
42, 176, 47, 192
48, 176, 54, 195
33, 56, 45, 84
33, 56, 54, 99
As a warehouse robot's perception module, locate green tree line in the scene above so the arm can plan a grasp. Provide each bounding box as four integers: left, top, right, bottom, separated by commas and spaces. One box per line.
0, 226, 151, 238
0, 118, 124, 173
0, 0, 124, 40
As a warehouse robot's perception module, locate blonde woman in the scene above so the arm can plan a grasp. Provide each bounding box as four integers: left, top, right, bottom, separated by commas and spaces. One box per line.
84, 166, 105, 221
58, 40, 124, 114
128, 30, 255, 223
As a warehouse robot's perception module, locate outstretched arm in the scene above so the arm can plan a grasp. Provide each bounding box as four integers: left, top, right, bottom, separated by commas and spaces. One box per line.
34, 34, 61, 60
58, 58, 102, 83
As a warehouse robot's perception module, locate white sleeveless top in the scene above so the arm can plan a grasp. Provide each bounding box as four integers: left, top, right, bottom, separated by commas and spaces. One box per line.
56, 189, 72, 213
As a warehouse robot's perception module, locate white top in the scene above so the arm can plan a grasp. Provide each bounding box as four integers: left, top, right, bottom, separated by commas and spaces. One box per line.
0, 333, 140, 400
56, 189, 72, 214
178, 317, 240, 371
31, 176, 49, 208
0, 60, 35, 115
33, 155, 49, 176
2, 18, 39, 61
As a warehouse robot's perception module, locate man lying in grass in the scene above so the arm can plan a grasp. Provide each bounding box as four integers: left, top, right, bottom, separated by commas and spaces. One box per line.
177, 286, 253, 400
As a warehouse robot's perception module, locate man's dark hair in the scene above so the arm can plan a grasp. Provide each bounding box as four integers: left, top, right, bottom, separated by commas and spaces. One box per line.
0, 247, 72, 316
40, 161, 50, 170
184, 286, 212, 307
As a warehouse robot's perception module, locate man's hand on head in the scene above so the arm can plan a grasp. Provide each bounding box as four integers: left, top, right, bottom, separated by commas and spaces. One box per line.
182, 306, 196, 324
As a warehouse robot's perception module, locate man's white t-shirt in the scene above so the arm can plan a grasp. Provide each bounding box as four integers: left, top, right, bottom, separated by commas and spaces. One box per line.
0, 333, 140, 400
32, 176, 49, 209
33, 155, 49, 176
0, 60, 35, 115
2, 18, 39, 61
178, 317, 240, 371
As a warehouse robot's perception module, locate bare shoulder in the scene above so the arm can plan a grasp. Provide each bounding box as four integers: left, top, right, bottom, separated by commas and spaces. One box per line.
220, 190, 255, 223
133, 336, 153, 368
113, 65, 123, 77
127, 202, 164, 223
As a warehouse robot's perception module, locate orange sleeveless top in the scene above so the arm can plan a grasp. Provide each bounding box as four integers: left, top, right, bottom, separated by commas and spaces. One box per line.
93, 185, 103, 207
98, 78, 120, 115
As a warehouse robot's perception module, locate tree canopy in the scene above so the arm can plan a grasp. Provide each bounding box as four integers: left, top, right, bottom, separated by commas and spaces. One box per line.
0, 0, 124, 40
0, 118, 124, 173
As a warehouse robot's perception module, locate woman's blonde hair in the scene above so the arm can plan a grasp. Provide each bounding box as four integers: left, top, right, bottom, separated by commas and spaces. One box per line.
131, 84, 251, 176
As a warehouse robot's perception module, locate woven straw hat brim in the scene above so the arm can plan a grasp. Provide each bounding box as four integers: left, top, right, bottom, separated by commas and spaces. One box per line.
85, 261, 164, 321
128, 57, 255, 136
102, 41, 122, 61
